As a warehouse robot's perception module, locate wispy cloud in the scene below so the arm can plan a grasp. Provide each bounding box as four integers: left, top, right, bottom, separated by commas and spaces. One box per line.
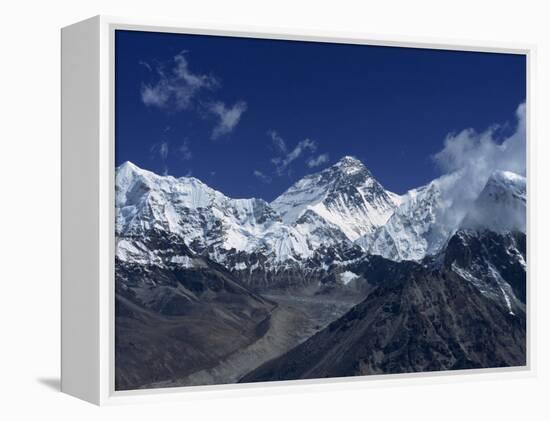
139, 60, 153, 72
266, 131, 327, 176
141, 51, 247, 140
432, 102, 526, 227
433, 103, 526, 180
268, 130, 287, 154
141, 51, 218, 110
151, 141, 169, 160
179, 141, 193, 161
307, 153, 330, 168
253, 170, 272, 184
150, 141, 170, 174
209, 101, 248, 139
272, 136, 317, 175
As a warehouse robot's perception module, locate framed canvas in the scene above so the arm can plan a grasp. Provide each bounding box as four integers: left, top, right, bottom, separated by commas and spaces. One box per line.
61, 15, 533, 405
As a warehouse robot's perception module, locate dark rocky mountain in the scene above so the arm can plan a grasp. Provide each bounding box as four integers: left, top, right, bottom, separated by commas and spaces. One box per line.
115, 231, 277, 390
240, 231, 526, 383
444, 229, 526, 310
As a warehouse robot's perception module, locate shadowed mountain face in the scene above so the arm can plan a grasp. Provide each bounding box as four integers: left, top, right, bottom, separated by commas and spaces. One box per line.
241, 237, 526, 383
115, 158, 527, 390
444, 230, 526, 309
115, 231, 277, 390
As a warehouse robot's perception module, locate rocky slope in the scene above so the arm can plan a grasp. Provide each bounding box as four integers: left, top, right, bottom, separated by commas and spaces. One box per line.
240, 234, 526, 383
115, 230, 277, 390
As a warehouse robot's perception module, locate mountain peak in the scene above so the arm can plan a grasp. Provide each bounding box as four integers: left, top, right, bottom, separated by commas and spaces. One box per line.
482, 170, 526, 204
334, 155, 363, 167
271, 154, 398, 241
116, 161, 160, 180
329, 156, 370, 178
487, 170, 526, 190
460, 170, 526, 233
117, 160, 140, 172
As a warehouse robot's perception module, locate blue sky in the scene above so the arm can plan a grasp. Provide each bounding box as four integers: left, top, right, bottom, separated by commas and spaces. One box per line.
115, 30, 526, 201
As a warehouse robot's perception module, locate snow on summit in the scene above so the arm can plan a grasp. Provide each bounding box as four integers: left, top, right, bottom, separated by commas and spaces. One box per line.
271, 156, 401, 241
115, 159, 526, 270
461, 170, 526, 233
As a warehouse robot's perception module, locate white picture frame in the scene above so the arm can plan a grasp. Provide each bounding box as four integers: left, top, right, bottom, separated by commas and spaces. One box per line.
61, 15, 535, 405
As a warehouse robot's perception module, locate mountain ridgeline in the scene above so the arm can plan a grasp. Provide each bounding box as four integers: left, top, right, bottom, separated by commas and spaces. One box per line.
115, 156, 527, 390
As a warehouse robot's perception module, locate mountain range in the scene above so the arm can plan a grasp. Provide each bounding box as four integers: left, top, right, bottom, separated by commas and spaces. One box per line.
114, 156, 527, 390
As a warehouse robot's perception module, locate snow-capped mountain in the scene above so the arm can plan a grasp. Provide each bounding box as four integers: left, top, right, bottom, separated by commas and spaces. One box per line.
461, 171, 526, 233
358, 170, 526, 261
116, 158, 527, 278
116, 157, 401, 272
116, 160, 527, 388
116, 157, 400, 268
438, 171, 527, 315
356, 176, 454, 261
271, 156, 401, 241
116, 161, 311, 266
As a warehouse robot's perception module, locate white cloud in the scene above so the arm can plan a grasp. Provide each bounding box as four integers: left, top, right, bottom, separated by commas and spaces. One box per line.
268, 130, 287, 154
273, 138, 317, 175
150, 141, 170, 174
432, 102, 526, 227
434, 103, 525, 180
267, 131, 326, 176
307, 153, 330, 168
141, 52, 248, 141
253, 170, 272, 184
151, 141, 169, 160
139, 60, 153, 72
209, 101, 248, 139
141, 52, 218, 110
179, 141, 192, 161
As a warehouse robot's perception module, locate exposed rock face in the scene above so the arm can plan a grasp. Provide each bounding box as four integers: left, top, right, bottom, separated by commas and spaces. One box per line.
444, 229, 526, 312
241, 244, 526, 383
115, 231, 276, 390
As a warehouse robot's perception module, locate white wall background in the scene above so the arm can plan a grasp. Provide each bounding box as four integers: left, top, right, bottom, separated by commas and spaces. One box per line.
0, 0, 548, 419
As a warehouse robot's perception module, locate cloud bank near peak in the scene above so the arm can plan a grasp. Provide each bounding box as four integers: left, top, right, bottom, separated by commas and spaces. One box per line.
307, 153, 330, 168
433, 103, 526, 179
271, 136, 318, 176
431, 102, 526, 228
